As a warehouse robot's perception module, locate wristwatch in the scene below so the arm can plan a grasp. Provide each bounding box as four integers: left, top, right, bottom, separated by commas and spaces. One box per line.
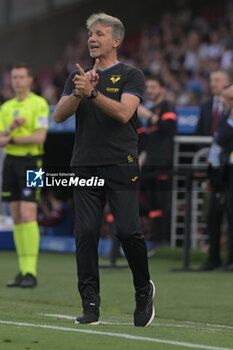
9, 138, 15, 144
88, 89, 98, 99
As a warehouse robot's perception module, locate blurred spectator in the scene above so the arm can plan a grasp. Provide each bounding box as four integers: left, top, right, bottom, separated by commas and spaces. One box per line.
208, 30, 224, 60
38, 191, 74, 236
0, 71, 14, 103
183, 30, 208, 72
221, 41, 233, 70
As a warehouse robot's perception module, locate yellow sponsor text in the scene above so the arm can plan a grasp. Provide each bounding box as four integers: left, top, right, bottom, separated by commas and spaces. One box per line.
106, 87, 119, 92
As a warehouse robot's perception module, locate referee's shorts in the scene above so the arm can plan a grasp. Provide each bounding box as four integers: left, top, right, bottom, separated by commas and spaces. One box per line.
1, 154, 43, 202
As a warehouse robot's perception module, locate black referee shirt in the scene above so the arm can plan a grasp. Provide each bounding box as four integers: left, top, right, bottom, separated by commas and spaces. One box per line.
63, 62, 144, 166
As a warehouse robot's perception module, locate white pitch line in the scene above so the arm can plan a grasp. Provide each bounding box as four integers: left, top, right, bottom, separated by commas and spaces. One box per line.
0, 320, 232, 350
38, 313, 132, 326
38, 313, 221, 332
184, 321, 233, 330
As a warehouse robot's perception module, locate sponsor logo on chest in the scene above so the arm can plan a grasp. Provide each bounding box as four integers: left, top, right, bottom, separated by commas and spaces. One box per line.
106, 75, 121, 93
110, 75, 121, 84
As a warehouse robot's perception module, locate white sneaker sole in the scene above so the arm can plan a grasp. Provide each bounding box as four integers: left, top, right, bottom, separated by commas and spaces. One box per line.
144, 280, 156, 327
75, 320, 99, 325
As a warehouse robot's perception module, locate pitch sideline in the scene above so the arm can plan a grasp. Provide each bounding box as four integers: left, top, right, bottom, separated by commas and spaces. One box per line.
0, 320, 233, 350
39, 313, 232, 332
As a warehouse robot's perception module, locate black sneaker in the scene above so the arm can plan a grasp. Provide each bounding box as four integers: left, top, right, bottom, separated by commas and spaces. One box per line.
20, 273, 37, 288
6, 273, 23, 287
197, 261, 221, 271
226, 263, 233, 271
75, 307, 99, 325
134, 280, 155, 327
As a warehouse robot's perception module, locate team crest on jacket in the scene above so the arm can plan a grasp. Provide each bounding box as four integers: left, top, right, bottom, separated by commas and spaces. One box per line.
127, 154, 134, 163
110, 75, 121, 84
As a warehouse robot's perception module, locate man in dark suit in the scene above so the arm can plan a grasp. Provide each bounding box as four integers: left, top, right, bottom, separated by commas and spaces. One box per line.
196, 70, 230, 136
196, 71, 230, 270
216, 85, 233, 270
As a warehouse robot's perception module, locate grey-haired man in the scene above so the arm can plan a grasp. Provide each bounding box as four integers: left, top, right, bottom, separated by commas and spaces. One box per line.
54, 13, 155, 327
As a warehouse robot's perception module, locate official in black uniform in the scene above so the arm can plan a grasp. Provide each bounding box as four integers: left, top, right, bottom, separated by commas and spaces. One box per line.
196, 71, 230, 270
54, 13, 155, 327
138, 76, 177, 246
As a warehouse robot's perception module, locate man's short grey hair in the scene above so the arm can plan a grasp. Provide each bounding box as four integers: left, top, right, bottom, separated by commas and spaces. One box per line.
86, 13, 125, 48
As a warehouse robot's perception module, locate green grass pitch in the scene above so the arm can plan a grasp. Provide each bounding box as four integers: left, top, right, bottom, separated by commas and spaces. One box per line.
0, 248, 233, 350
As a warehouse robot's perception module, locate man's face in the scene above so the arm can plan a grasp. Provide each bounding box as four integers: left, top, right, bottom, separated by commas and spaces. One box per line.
209, 72, 229, 96
88, 23, 120, 58
145, 80, 163, 101
11, 68, 32, 94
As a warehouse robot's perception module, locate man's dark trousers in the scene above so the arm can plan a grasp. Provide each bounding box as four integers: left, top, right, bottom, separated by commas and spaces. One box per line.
226, 166, 233, 265
207, 168, 226, 265
72, 162, 150, 310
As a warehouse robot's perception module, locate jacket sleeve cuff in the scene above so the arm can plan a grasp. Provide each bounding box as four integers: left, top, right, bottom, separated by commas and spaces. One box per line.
227, 117, 233, 128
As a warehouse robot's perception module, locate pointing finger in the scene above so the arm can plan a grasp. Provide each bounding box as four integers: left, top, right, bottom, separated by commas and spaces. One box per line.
76, 63, 85, 76
93, 59, 100, 73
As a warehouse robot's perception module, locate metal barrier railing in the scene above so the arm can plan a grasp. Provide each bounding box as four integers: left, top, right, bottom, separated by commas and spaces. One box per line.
171, 135, 212, 248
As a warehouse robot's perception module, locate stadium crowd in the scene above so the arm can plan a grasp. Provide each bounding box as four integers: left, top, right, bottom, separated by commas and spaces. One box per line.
1, 2, 233, 105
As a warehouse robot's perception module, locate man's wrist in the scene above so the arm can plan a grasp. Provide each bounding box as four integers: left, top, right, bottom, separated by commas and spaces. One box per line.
8, 137, 15, 144
72, 89, 82, 98
227, 117, 233, 128
149, 113, 158, 124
